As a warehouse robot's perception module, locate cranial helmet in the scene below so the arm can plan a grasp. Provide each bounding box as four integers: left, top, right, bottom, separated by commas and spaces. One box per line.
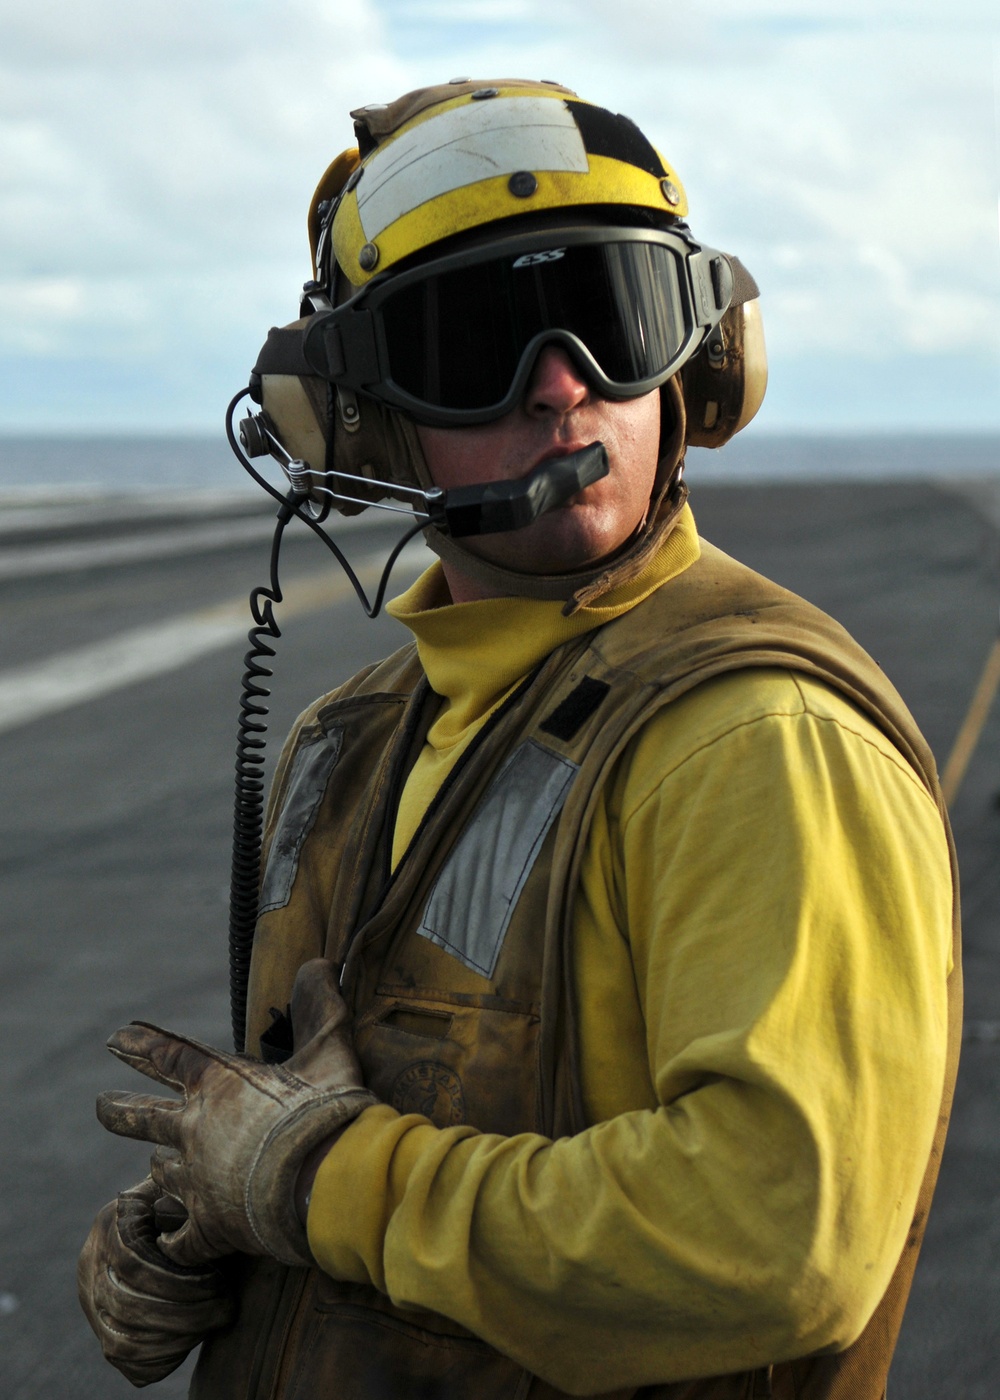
245, 79, 767, 603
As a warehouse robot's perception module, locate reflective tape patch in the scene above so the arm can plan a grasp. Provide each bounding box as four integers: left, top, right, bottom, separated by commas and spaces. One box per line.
357, 97, 588, 242
258, 728, 344, 914
417, 740, 578, 978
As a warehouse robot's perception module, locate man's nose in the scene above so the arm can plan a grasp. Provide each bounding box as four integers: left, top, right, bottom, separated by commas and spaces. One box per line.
526, 344, 590, 417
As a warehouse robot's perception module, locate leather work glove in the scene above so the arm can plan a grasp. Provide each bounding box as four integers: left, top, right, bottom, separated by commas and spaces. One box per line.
78, 1175, 234, 1386
95, 959, 377, 1268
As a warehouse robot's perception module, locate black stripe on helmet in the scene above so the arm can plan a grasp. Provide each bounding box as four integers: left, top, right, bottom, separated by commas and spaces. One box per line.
566, 101, 666, 179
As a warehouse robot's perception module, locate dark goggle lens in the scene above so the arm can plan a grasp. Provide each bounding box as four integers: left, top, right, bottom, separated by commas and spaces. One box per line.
380, 241, 690, 411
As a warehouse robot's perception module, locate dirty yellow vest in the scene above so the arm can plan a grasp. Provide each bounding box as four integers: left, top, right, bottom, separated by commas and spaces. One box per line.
192, 540, 962, 1400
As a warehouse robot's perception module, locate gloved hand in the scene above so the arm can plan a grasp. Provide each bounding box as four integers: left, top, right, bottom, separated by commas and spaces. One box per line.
95, 959, 377, 1268
77, 1176, 234, 1386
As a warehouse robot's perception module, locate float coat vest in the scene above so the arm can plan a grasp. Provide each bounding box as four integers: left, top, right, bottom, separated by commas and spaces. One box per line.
192, 540, 962, 1400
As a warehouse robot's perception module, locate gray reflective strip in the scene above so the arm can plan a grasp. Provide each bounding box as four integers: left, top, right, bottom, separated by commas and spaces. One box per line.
417, 740, 578, 978
258, 728, 344, 913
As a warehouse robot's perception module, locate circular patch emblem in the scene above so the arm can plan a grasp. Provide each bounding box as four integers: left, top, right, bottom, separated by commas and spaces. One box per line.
391, 1061, 465, 1126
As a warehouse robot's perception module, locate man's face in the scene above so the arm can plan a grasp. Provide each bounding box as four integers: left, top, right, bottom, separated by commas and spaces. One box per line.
416, 345, 661, 597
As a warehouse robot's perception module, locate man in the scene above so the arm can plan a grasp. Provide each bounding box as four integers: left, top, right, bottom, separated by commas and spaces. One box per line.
79, 79, 960, 1398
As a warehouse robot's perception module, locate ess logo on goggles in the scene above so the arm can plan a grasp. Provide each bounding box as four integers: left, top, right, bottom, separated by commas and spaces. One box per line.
512, 248, 567, 268
267, 226, 735, 427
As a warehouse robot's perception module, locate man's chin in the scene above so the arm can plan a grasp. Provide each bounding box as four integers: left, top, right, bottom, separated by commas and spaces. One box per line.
467, 537, 607, 578
459, 509, 621, 574
467, 514, 639, 578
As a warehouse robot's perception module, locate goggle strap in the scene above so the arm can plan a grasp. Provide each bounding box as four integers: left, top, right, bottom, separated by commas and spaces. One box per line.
728, 256, 760, 305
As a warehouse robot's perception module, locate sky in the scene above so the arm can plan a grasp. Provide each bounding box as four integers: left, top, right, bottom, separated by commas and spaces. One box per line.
1, 0, 998, 435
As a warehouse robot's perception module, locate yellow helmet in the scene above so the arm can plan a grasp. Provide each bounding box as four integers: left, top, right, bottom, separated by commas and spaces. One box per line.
311, 79, 689, 291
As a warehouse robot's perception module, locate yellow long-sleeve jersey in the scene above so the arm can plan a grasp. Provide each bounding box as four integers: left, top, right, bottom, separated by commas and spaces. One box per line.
304, 511, 952, 1390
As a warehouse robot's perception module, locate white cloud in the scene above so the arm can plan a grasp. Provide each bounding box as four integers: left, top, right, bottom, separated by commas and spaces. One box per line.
0, 0, 998, 429
386, 0, 538, 20
0, 278, 90, 352
0, 0, 415, 274
523, 16, 1000, 362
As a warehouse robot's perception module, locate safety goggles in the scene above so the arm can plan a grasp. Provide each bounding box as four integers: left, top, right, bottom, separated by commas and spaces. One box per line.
301, 226, 735, 426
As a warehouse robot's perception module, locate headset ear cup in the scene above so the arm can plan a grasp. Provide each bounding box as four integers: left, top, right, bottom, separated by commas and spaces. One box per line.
681, 298, 768, 449
258, 371, 326, 466
253, 318, 433, 518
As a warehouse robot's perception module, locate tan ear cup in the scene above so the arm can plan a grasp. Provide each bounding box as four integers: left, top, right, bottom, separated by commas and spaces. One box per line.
681, 297, 768, 449
258, 375, 327, 476
254, 371, 338, 516
252, 313, 433, 518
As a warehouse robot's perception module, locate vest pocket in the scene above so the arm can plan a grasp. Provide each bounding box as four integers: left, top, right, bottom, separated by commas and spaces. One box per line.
356, 988, 542, 1136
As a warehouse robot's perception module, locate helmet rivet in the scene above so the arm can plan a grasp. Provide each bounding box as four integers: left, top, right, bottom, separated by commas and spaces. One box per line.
508, 170, 538, 198
660, 178, 681, 207
343, 403, 359, 421
448, 76, 471, 84
358, 242, 379, 271
471, 87, 499, 100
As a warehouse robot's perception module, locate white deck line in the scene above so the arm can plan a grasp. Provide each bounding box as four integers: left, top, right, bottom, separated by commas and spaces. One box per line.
0, 492, 268, 534
0, 515, 283, 579
0, 492, 393, 535
0, 540, 431, 735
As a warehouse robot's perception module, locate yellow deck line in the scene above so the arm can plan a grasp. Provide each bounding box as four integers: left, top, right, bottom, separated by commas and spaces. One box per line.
940, 634, 1000, 806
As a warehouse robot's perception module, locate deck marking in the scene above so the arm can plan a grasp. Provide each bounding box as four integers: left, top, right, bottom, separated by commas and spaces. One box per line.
0, 541, 430, 735
940, 632, 1000, 806
0, 516, 282, 579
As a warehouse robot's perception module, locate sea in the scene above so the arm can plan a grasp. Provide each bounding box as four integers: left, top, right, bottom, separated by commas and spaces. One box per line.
0, 431, 998, 505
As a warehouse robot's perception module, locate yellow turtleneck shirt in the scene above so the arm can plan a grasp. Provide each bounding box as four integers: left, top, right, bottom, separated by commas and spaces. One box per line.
306, 505, 953, 1390
388, 504, 703, 869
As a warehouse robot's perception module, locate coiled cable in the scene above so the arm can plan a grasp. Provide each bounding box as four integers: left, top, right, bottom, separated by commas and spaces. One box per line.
224, 388, 426, 1050
228, 499, 293, 1051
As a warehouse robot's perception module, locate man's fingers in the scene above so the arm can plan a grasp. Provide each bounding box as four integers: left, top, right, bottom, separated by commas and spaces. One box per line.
155, 1210, 229, 1268
147, 1148, 230, 1263
96, 1091, 186, 1148
105, 1022, 222, 1094
149, 1145, 187, 1202
153, 1193, 190, 1237
286, 960, 366, 1089
289, 959, 348, 1046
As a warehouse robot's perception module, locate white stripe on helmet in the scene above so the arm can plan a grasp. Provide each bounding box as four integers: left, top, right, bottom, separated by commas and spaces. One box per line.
356, 97, 589, 241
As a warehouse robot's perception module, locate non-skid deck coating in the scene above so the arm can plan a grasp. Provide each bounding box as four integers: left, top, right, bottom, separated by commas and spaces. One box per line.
0, 482, 997, 1398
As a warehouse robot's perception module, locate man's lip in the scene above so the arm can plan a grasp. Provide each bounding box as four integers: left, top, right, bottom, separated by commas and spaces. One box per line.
529, 444, 592, 473
523, 443, 599, 511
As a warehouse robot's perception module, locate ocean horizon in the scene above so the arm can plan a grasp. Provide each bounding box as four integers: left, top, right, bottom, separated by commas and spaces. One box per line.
1, 430, 998, 502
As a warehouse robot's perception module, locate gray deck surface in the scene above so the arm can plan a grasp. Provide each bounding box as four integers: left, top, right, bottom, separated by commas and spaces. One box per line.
1, 480, 997, 1397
